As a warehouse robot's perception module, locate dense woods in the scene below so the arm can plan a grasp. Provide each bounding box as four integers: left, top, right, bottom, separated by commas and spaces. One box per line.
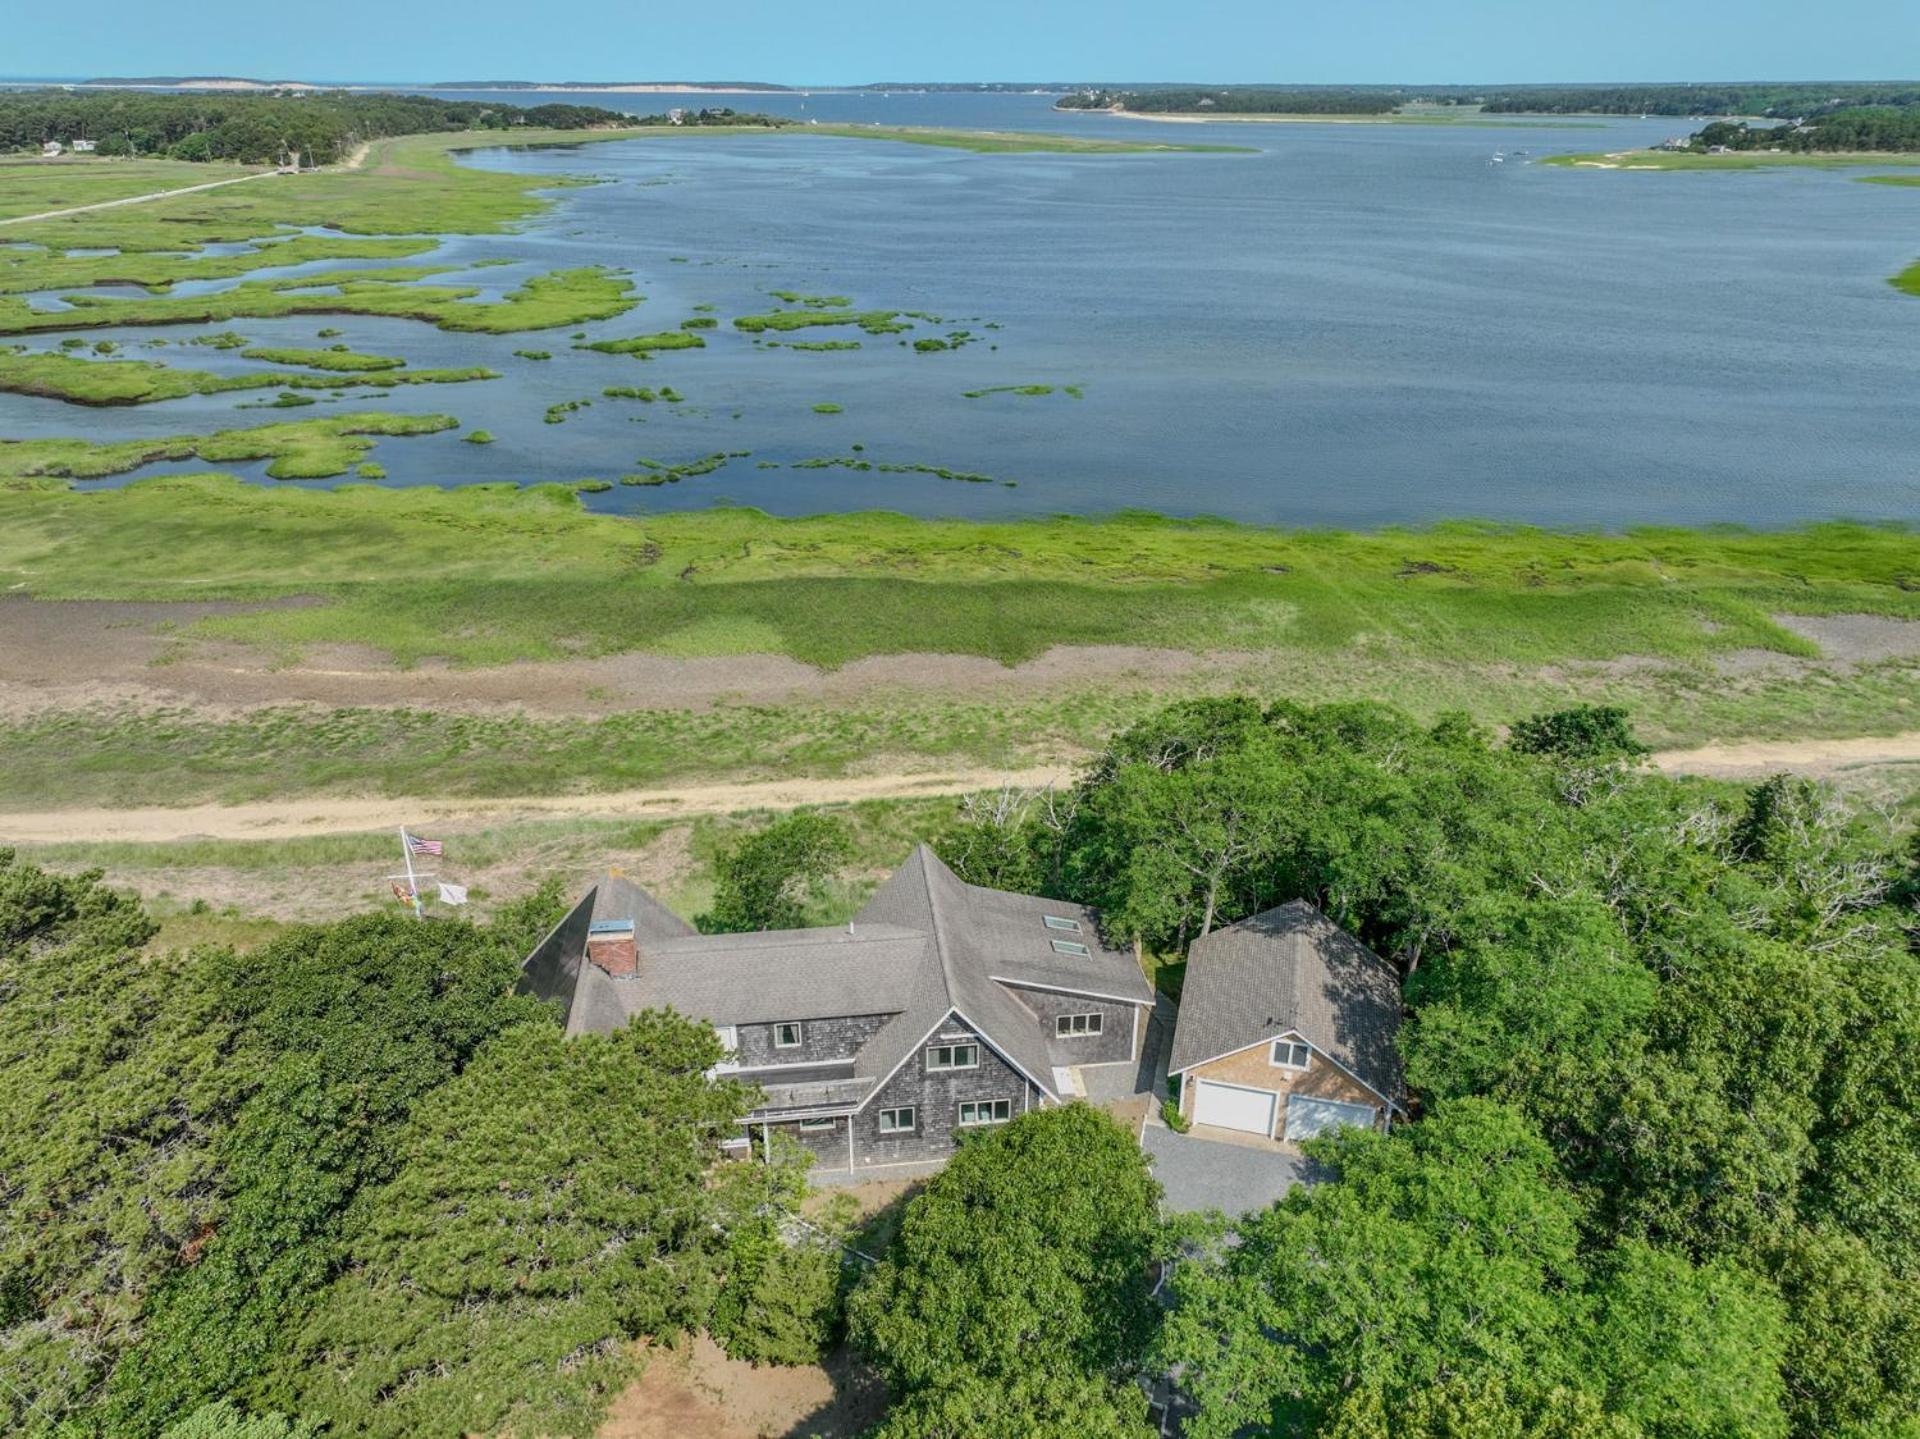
1691, 106, 1920, 152
937, 699, 1920, 1439
4, 695, 1914, 1436
0, 90, 630, 164
1058, 80, 1920, 120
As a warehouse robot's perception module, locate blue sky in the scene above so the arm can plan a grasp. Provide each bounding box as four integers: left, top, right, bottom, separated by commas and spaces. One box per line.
6, 0, 1915, 87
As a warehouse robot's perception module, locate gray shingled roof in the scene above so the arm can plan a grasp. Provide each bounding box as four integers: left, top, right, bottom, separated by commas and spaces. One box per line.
591, 872, 696, 942
544, 846, 1155, 1109
1167, 901, 1405, 1106
851, 845, 1102, 1098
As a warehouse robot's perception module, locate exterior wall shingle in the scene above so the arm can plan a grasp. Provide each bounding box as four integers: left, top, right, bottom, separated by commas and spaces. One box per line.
731, 1012, 893, 1069
1179, 1033, 1386, 1139
855, 1011, 1042, 1167
760, 1115, 849, 1166
1000, 983, 1142, 1067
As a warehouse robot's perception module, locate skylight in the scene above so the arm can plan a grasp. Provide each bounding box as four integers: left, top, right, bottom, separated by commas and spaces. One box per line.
1050, 938, 1091, 957
1043, 914, 1082, 933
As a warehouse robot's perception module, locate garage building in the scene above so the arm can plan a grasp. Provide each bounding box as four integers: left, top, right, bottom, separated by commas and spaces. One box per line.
1167, 900, 1405, 1143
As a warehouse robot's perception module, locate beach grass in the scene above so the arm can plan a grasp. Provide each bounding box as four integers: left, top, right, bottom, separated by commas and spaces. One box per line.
0, 475, 1912, 670
0, 156, 252, 220
1543, 148, 1920, 171
0, 350, 494, 405
0, 263, 638, 338
0, 415, 455, 481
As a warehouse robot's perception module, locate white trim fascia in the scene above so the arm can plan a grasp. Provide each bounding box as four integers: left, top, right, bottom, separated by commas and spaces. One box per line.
854, 1010, 958, 1112
991, 975, 1154, 1007
1170, 1029, 1402, 1115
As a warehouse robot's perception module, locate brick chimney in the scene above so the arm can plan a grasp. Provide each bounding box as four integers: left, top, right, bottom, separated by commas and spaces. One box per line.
586, 919, 637, 977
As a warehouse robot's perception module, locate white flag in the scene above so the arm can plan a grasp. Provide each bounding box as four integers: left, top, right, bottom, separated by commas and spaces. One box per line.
437, 882, 469, 906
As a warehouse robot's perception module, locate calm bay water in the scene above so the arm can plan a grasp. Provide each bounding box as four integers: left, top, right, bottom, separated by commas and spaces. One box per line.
9, 90, 1920, 526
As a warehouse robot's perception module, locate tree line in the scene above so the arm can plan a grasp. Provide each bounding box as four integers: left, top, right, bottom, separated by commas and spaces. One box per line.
1690, 106, 1920, 152
3, 694, 1914, 1437
1055, 81, 1920, 119
0, 90, 632, 165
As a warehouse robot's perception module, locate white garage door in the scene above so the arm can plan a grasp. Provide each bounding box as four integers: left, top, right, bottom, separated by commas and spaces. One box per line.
1192, 1080, 1278, 1136
1284, 1095, 1378, 1141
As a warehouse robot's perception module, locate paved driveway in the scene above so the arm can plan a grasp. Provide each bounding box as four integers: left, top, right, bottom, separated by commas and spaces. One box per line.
1142, 1119, 1306, 1215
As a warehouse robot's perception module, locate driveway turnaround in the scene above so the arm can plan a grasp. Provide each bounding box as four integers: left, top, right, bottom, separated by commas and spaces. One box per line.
1142, 1121, 1305, 1215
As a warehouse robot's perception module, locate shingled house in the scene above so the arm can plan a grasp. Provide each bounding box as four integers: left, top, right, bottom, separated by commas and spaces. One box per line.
517, 845, 1156, 1170
1167, 901, 1406, 1142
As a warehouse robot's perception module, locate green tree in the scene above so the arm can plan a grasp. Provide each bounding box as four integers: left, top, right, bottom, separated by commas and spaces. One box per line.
698, 812, 850, 933
100, 911, 543, 1432
848, 1105, 1163, 1410
1163, 1101, 1589, 1439
1507, 705, 1646, 761
277, 1014, 781, 1439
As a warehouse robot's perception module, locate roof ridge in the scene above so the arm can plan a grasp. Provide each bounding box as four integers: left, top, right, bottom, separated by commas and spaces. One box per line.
913, 843, 962, 1014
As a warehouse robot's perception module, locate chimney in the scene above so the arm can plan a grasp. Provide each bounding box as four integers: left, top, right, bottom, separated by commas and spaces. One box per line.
586, 919, 637, 977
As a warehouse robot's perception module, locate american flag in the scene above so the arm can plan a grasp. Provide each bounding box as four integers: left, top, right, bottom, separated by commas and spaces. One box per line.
405, 832, 443, 857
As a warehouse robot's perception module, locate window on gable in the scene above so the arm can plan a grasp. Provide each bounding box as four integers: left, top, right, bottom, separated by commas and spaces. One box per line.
878, 1106, 916, 1134
1271, 1039, 1311, 1070
926, 1042, 979, 1072
1043, 914, 1082, 933
1050, 939, 1091, 957
1055, 1012, 1103, 1038
774, 1022, 803, 1049
957, 1098, 1012, 1127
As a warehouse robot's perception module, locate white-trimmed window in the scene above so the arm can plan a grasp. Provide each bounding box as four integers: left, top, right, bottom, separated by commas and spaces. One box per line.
774, 1021, 803, 1050
1271, 1039, 1311, 1069
878, 1106, 916, 1134
1055, 1012, 1103, 1038
1043, 914, 1082, 933
797, 1116, 835, 1133
926, 1042, 978, 1072
1050, 938, 1091, 957
957, 1098, 1012, 1127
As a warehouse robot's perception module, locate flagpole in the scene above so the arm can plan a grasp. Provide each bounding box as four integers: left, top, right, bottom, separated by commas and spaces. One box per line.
398, 826, 422, 920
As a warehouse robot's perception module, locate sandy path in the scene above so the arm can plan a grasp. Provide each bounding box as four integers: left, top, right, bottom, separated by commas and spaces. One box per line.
0, 765, 1079, 844
1648, 732, 1920, 778
0, 168, 278, 227
3, 734, 1916, 846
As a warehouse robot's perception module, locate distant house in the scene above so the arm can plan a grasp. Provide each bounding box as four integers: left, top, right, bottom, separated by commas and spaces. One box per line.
1167, 901, 1405, 1142
71, 139, 96, 153
518, 845, 1156, 1170
667, 107, 687, 125
41, 141, 62, 157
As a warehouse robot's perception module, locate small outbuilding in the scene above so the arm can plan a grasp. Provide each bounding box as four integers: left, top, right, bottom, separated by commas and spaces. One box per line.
41, 140, 63, 157
1167, 900, 1405, 1142
71, 138, 97, 153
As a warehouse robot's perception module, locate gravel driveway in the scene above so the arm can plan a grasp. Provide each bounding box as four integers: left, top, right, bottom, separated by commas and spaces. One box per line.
1142, 1121, 1306, 1215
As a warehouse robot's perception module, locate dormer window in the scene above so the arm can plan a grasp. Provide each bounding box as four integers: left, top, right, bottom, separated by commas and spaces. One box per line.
1043, 914, 1082, 933
774, 1022, 803, 1049
1050, 939, 1090, 957
1271, 1039, 1311, 1070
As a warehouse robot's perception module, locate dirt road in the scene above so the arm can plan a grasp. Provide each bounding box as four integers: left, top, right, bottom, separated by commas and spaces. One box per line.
1, 734, 1914, 846
1647, 732, 1920, 778
0, 168, 278, 227
0, 766, 1080, 844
